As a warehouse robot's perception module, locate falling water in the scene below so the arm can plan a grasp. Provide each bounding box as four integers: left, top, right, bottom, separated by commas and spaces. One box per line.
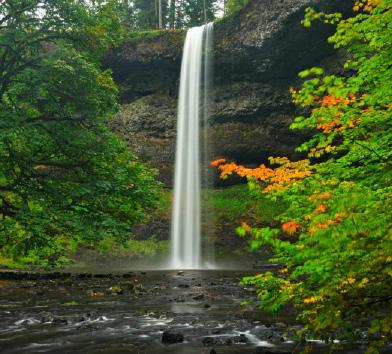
171, 23, 214, 269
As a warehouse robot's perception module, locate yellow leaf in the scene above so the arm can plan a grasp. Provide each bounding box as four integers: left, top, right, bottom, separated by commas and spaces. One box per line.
359, 278, 369, 287
304, 296, 318, 304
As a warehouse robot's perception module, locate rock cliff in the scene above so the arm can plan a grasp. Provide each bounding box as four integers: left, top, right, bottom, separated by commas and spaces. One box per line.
106, 0, 350, 186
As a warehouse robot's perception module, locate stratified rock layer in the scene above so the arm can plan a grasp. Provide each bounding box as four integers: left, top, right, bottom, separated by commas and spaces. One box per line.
106, 0, 351, 186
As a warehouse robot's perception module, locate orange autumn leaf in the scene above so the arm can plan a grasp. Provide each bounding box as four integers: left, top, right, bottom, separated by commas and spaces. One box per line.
210, 158, 226, 167
282, 221, 301, 235
319, 192, 333, 199
241, 222, 251, 232
316, 120, 342, 133
315, 203, 328, 213
310, 193, 334, 201
211, 157, 312, 193
321, 95, 341, 107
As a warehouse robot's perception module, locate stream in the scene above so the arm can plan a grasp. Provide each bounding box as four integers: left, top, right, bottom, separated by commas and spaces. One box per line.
0, 270, 389, 354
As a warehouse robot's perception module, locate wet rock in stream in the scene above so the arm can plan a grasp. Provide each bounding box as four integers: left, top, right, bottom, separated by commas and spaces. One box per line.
202, 334, 248, 346
177, 283, 190, 288
192, 293, 205, 300
161, 330, 184, 344
108, 286, 123, 295
255, 349, 292, 354
52, 318, 68, 325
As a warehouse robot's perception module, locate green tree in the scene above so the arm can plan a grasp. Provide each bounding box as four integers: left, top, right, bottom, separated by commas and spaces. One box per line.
181, 0, 216, 27
132, 0, 169, 29
0, 0, 160, 267
214, 0, 391, 351
117, 0, 137, 30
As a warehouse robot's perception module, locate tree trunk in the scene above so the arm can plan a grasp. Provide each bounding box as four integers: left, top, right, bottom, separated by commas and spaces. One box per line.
169, 0, 175, 29
154, 0, 158, 28
158, 0, 163, 29
203, 0, 207, 24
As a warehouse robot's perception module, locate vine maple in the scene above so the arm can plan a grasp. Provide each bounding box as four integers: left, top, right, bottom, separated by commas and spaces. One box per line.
213, 0, 392, 351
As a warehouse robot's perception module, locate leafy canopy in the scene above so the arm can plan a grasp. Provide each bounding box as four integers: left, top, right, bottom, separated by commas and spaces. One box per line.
213, 0, 392, 351
0, 0, 160, 267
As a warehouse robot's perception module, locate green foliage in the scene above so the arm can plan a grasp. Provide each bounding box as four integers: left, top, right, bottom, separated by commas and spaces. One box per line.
204, 184, 286, 224
225, 0, 248, 16
117, 0, 220, 30
208, 185, 250, 217
127, 29, 162, 41
132, 0, 169, 29
0, 0, 160, 267
234, 1, 392, 351
179, 0, 217, 27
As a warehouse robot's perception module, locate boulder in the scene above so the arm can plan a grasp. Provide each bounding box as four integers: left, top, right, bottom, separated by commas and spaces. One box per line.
162, 330, 184, 344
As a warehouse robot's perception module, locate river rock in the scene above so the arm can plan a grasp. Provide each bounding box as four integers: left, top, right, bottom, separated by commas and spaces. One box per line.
202, 334, 248, 346
193, 293, 205, 300
108, 286, 123, 295
122, 272, 134, 278
255, 349, 292, 354
52, 318, 68, 325
162, 331, 184, 344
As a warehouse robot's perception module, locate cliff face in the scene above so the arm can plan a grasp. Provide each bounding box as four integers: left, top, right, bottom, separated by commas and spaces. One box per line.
106, 0, 350, 186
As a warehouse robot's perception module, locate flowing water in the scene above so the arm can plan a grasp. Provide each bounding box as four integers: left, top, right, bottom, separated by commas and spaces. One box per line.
0, 271, 379, 354
171, 23, 214, 270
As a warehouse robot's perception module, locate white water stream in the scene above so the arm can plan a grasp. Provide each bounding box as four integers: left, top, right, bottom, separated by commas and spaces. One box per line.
171, 23, 213, 269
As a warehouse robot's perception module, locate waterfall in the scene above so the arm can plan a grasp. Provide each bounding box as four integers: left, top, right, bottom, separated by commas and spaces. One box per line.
171, 23, 214, 270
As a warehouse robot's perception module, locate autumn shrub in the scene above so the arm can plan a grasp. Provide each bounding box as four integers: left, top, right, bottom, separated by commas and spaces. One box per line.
213, 0, 392, 351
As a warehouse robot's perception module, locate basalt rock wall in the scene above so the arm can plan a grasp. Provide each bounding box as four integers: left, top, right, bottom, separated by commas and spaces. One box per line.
106, 0, 351, 186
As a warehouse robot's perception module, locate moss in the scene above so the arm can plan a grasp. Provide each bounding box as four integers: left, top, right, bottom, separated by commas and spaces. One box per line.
204, 184, 286, 227
226, 0, 250, 16
125, 29, 185, 46
155, 189, 172, 218
126, 30, 161, 42
205, 185, 250, 219
214, 0, 249, 26
62, 300, 79, 306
